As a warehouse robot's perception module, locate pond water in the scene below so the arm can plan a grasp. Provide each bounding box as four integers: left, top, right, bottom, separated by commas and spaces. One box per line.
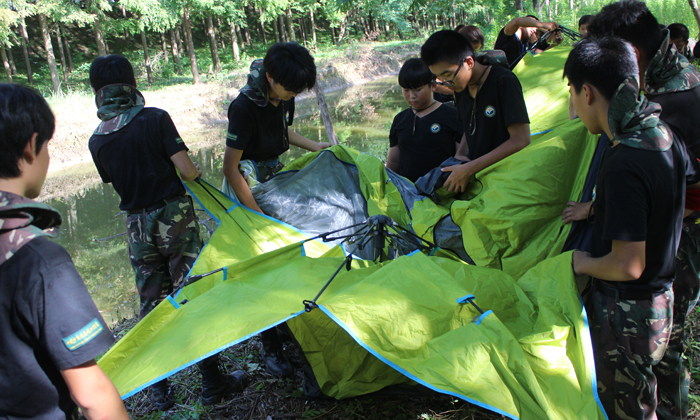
49, 75, 407, 325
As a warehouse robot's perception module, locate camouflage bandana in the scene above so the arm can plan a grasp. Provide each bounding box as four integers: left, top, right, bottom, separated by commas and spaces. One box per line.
0, 191, 61, 266
645, 30, 700, 95
608, 76, 671, 152
475, 50, 509, 68
239, 59, 270, 108
93, 84, 145, 135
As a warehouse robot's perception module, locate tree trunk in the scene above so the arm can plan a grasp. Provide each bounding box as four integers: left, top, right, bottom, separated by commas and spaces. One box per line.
278, 15, 287, 42
515, 0, 524, 12
336, 14, 348, 46
688, 0, 700, 36
312, 85, 339, 145
1, 47, 11, 82
218, 17, 226, 51
299, 18, 306, 46
273, 18, 281, 43
245, 26, 253, 48
260, 19, 269, 44
63, 35, 73, 72
19, 17, 32, 84
7, 47, 16, 75
176, 23, 184, 57
183, 6, 201, 84
235, 24, 246, 52
55, 26, 68, 83
230, 21, 241, 61
39, 14, 60, 93
384, 21, 391, 39
395, 23, 404, 40
94, 13, 107, 56
309, 8, 317, 51
169, 29, 182, 74
359, 15, 370, 38
205, 15, 221, 73
141, 30, 153, 84
285, 7, 296, 42
161, 33, 169, 63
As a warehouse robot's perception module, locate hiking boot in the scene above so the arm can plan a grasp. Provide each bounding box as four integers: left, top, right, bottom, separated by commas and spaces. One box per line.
149, 379, 174, 411
260, 342, 293, 377
199, 355, 247, 405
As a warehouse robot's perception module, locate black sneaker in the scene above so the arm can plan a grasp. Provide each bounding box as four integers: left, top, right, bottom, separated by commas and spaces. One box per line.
201, 370, 247, 405
260, 345, 293, 377
149, 379, 174, 411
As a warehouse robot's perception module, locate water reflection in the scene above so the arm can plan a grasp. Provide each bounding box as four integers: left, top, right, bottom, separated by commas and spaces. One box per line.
49, 75, 404, 325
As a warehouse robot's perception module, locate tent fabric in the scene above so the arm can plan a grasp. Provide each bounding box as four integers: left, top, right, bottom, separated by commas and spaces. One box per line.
97, 46, 608, 419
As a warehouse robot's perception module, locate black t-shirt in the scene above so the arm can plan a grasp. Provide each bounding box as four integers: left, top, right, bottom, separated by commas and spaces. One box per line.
226, 94, 295, 162
591, 138, 700, 293
89, 108, 188, 211
454, 65, 530, 160
0, 237, 115, 419
647, 87, 700, 157
389, 104, 462, 182
494, 28, 531, 68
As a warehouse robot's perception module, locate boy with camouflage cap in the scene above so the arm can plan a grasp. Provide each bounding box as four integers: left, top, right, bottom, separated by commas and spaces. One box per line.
566, 37, 700, 419
88, 54, 245, 410
0, 83, 128, 419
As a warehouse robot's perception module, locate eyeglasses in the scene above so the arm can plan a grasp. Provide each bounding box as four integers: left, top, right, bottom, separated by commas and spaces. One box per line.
432, 63, 463, 88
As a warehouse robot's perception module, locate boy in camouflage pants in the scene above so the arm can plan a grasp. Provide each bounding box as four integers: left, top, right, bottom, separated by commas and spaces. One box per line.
88, 55, 244, 410
566, 37, 700, 419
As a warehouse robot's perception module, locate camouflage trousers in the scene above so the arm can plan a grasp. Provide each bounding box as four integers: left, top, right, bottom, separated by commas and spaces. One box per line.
126, 194, 202, 319
656, 219, 700, 420
585, 282, 673, 420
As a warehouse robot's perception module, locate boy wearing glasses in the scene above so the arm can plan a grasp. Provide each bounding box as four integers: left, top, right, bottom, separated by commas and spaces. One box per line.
421, 30, 531, 193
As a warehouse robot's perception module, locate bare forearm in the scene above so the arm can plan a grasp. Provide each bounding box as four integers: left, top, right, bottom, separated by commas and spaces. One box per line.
466, 135, 529, 175
62, 362, 129, 420
288, 129, 323, 152
575, 253, 641, 281
224, 168, 263, 214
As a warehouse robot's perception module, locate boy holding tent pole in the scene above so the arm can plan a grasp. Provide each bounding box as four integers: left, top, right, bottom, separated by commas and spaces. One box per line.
0, 83, 128, 420
88, 55, 245, 410
566, 36, 700, 419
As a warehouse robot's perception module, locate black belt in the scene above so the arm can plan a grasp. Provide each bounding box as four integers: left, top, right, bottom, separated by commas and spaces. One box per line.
593, 279, 661, 301
127, 193, 185, 215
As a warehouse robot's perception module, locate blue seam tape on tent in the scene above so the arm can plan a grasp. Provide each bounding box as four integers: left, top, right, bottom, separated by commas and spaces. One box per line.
166, 296, 180, 309
223, 266, 228, 280
531, 129, 554, 136
301, 243, 306, 257
475, 310, 493, 325
407, 249, 420, 257
579, 294, 609, 420
120, 309, 307, 400
317, 305, 519, 420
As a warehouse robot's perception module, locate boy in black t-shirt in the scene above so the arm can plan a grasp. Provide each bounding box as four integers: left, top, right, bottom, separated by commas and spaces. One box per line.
386, 58, 462, 182
224, 42, 330, 215
0, 84, 128, 420
421, 30, 531, 194
493, 15, 559, 68
566, 37, 700, 420
88, 55, 245, 410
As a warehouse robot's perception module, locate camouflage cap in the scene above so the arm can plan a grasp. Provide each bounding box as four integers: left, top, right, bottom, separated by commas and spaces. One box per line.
608, 76, 672, 152
93, 84, 145, 135
645, 29, 700, 96
239, 59, 270, 108
0, 191, 61, 265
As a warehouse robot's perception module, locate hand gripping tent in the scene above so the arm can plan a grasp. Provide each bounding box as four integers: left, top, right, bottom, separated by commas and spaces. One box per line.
98, 47, 607, 419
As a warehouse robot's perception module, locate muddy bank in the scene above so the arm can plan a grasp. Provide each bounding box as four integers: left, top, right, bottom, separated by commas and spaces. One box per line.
40, 43, 419, 202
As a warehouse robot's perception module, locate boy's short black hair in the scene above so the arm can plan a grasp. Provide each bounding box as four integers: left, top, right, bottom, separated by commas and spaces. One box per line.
0, 84, 55, 178
454, 24, 466, 32
587, 0, 663, 61
578, 15, 592, 28
421, 30, 475, 67
563, 37, 639, 101
398, 58, 433, 89
89, 54, 135, 92
668, 23, 690, 42
458, 25, 485, 48
263, 42, 316, 94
